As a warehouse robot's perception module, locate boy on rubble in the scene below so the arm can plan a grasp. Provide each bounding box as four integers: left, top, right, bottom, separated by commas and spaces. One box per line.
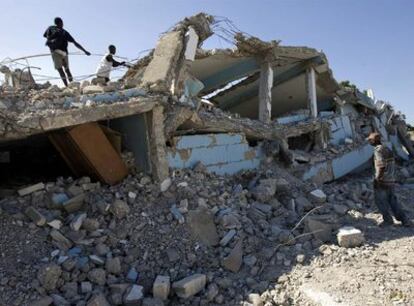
94, 45, 128, 85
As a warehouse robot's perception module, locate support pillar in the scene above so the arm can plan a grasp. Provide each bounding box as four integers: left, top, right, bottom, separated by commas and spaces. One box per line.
258, 61, 273, 123
306, 67, 318, 118
147, 106, 169, 181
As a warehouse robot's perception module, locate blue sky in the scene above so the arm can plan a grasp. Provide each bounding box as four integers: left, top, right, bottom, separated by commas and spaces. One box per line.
1, 0, 413, 122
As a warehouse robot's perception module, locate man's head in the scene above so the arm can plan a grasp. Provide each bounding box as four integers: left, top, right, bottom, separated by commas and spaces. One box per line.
54, 17, 63, 28
108, 45, 116, 55
367, 132, 381, 146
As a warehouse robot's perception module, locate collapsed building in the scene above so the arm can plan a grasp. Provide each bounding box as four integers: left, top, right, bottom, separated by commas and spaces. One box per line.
2, 13, 414, 306
0, 12, 413, 188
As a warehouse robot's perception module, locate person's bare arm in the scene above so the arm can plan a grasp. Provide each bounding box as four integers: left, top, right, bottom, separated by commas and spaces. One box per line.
73, 41, 91, 55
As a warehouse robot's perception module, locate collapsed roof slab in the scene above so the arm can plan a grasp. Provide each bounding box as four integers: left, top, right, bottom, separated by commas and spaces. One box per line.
0, 95, 163, 142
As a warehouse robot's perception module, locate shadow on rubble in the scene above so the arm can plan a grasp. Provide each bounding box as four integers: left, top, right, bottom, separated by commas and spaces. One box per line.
0, 134, 72, 190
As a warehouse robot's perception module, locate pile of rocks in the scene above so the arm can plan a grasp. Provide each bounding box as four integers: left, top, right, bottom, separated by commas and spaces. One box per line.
0, 163, 382, 305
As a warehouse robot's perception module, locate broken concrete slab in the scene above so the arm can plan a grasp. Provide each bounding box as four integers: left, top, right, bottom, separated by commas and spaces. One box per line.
50, 229, 73, 250
70, 213, 87, 231
18, 182, 45, 196
187, 208, 219, 246
222, 240, 243, 272
172, 274, 206, 299
337, 226, 365, 248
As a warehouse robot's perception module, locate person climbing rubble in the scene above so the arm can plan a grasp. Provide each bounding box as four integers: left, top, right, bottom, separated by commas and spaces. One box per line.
367, 132, 412, 227
43, 17, 91, 87
94, 45, 129, 85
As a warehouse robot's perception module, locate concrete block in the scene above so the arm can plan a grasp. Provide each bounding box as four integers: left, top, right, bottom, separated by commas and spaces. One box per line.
222, 241, 243, 272
309, 189, 327, 203
25, 206, 46, 226
172, 274, 206, 299
337, 226, 364, 248
153, 275, 170, 300
18, 182, 45, 196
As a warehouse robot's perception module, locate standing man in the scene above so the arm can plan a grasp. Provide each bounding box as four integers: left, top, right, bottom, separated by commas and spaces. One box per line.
95, 45, 128, 85
43, 17, 91, 86
367, 132, 412, 227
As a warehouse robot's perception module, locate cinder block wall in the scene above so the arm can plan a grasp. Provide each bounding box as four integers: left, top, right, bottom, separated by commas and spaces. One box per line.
167, 133, 263, 175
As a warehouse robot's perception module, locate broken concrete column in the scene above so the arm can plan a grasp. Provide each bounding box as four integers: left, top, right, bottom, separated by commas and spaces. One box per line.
258, 61, 273, 123
306, 67, 318, 118
141, 31, 184, 93
147, 106, 169, 182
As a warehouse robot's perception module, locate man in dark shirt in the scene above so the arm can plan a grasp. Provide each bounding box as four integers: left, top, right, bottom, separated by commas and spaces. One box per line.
43, 17, 91, 86
367, 132, 412, 227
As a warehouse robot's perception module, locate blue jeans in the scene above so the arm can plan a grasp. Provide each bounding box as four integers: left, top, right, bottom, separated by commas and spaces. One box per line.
374, 185, 408, 224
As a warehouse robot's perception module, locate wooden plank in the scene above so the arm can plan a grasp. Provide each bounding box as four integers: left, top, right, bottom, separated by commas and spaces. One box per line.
67, 123, 128, 185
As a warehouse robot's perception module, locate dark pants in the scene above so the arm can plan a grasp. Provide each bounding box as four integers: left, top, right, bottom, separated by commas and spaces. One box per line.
374, 185, 408, 224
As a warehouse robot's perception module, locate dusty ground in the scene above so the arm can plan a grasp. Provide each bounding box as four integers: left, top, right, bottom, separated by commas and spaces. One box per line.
274, 183, 414, 306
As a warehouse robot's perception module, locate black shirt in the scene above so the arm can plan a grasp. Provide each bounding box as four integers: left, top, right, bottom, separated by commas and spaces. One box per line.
43, 26, 75, 53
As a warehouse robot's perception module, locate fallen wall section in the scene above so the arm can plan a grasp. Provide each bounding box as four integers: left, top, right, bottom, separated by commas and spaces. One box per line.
168, 133, 263, 175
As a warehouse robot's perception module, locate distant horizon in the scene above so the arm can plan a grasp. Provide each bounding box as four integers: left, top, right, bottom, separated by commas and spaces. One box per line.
1, 0, 413, 123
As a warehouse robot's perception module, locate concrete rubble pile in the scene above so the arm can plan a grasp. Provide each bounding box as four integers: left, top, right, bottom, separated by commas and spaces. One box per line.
3, 158, 414, 305
0, 12, 414, 306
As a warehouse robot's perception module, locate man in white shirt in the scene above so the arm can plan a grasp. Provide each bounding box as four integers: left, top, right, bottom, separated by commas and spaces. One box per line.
95, 45, 127, 85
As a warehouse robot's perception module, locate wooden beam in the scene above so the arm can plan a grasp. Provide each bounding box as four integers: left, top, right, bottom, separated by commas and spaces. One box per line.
258, 61, 273, 123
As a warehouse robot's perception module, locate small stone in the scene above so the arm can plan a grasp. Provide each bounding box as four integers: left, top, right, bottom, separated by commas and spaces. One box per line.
47, 220, 63, 230
106, 257, 122, 275
248, 293, 264, 306
296, 254, 306, 264
170, 206, 185, 224
178, 199, 189, 213
153, 275, 170, 300
172, 274, 206, 299
243, 255, 257, 267
37, 264, 62, 291
305, 218, 333, 242
89, 255, 105, 265
128, 191, 137, 199
337, 226, 365, 248
110, 200, 130, 219
166, 248, 180, 262
220, 229, 236, 246
81, 281, 93, 293
50, 229, 73, 250
32, 296, 53, 306
127, 267, 138, 282
87, 293, 110, 306
18, 182, 45, 196
83, 85, 104, 94
222, 241, 243, 272
124, 285, 144, 305
63, 193, 85, 213
309, 189, 327, 203
67, 185, 83, 197
205, 283, 219, 301
160, 178, 172, 192
88, 268, 106, 286
25, 206, 46, 226
70, 213, 87, 231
